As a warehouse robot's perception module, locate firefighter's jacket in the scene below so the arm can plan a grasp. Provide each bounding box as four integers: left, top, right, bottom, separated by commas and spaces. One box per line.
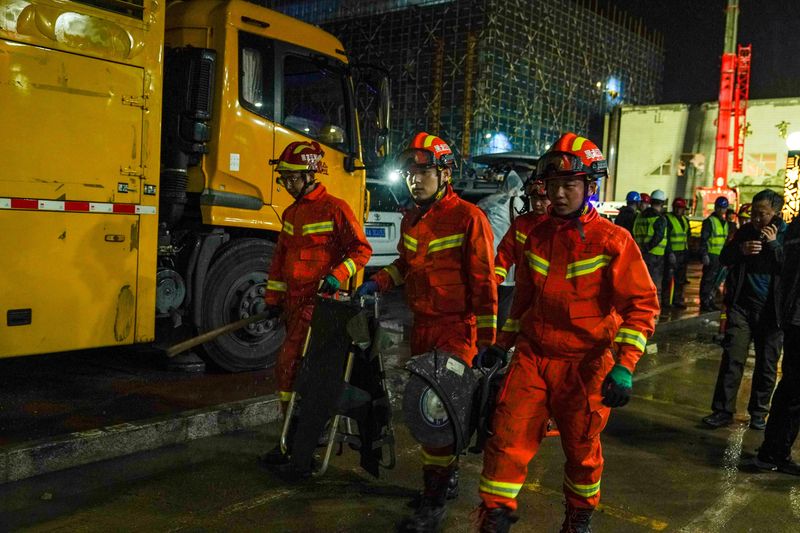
498, 207, 658, 372
265, 184, 372, 306
493, 212, 547, 283
372, 185, 498, 346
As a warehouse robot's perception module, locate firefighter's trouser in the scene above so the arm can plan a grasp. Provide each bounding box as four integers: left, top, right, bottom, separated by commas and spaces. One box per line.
480, 340, 613, 511
275, 303, 315, 401
711, 304, 782, 417
761, 324, 800, 459
411, 317, 477, 473
663, 251, 688, 305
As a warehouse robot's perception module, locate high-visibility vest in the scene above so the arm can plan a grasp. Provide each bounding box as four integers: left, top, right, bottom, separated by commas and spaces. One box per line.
707, 216, 728, 255
633, 214, 666, 256
666, 213, 689, 252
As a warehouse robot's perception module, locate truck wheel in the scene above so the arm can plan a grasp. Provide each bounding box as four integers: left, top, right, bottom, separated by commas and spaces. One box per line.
200, 238, 284, 372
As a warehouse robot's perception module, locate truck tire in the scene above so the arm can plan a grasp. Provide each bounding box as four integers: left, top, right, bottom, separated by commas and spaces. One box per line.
200, 238, 284, 372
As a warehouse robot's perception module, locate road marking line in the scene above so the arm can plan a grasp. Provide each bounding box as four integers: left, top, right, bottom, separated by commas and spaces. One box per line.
522, 482, 668, 531
218, 488, 298, 516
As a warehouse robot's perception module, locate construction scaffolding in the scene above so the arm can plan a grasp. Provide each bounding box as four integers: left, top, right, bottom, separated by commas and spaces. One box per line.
265, 0, 664, 163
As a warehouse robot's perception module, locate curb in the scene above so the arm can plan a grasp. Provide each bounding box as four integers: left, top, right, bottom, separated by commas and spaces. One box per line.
0, 395, 281, 484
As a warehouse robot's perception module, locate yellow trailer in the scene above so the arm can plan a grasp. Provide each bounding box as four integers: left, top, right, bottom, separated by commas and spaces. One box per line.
0, 0, 389, 370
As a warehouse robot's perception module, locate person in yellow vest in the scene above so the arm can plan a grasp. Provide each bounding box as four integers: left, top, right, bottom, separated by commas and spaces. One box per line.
699, 196, 730, 312
633, 189, 667, 310
663, 198, 690, 309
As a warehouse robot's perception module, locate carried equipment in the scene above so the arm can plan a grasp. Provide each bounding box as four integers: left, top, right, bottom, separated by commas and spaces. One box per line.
278, 294, 396, 478
402, 350, 504, 454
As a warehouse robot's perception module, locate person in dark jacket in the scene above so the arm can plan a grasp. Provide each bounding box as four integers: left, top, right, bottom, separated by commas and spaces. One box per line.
614, 190, 640, 234
702, 190, 786, 430
754, 213, 800, 475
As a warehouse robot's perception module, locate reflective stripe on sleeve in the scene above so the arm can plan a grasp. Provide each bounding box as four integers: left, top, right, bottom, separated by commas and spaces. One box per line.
403, 233, 418, 252
427, 233, 465, 254
476, 314, 497, 328
479, 475, 523, 499
515, 230, 527, 244
614, 327, 647, 351
267, 280, 287, 292
525, 251, 550, 276
342, 258, 357, 278
495, 265, 508, 278
566, 254, 611, 279
501, 319, 520, 332
282, 221, 294, 235
564, 476, 601, 498
302, 221, 334, 235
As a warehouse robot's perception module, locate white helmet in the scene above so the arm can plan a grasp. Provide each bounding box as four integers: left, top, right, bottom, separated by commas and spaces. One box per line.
650, 189, 667, 202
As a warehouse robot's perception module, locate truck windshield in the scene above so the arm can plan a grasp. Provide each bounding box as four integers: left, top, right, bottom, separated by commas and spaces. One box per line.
282, 54, 351, 154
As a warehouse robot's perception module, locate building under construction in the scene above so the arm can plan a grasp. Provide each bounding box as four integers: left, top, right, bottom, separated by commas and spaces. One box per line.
266, 0, 664, 162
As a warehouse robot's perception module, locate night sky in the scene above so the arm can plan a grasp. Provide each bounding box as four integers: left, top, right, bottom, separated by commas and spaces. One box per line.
608, 0, 800, 104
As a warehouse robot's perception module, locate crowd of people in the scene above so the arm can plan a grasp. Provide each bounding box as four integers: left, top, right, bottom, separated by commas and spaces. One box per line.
257, 132, 799, 533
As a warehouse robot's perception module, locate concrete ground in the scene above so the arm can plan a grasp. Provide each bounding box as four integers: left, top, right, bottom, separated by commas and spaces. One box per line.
1, 319, 799, 533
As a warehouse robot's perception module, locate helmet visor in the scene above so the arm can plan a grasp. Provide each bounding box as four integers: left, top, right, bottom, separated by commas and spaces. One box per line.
536, 152, 590, 180
396, 148, 436, 170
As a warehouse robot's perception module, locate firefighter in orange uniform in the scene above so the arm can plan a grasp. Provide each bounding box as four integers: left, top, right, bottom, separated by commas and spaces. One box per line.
261, 141, 372, 463
493, 179, 550, 289
476, 133, 659, 533
356, 132, 497, 531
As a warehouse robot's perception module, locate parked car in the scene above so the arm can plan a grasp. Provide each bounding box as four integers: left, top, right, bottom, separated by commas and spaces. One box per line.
365, 178, 406, 267
455, 151, 539, 204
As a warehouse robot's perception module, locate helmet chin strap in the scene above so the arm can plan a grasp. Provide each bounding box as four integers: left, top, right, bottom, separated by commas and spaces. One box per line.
294, 173, 317, 199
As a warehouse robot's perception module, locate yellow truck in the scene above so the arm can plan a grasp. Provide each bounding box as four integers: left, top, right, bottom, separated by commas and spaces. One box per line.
0, 0, 389, 370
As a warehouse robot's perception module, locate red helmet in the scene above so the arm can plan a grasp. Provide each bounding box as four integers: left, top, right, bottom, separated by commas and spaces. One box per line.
738, 203, 752, 218
640, 193, 651, 204
535, 132, 608, 181
673, 197, 687, 209
270, 141, 325, 173
397, 132, 456, 170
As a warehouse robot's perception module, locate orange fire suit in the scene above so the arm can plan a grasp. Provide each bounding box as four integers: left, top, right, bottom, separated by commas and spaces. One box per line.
265, 184, 372, 400
493, 212, 547, 284
372, 184, 497, 468
479, 207, 658, 511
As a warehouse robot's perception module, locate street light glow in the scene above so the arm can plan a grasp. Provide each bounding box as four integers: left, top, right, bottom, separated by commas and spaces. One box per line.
787, 131, 800, 151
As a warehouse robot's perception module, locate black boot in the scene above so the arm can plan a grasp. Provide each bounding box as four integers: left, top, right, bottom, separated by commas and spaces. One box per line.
477, 505, 518, 533
446, 466, 459, 500
560, 505, 593, 533
259, 443, 290, 467
398, 468, 451, 532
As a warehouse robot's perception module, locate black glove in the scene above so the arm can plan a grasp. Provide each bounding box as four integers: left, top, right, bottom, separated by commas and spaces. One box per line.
475, 344, 508, 369
601, 366, 632, 408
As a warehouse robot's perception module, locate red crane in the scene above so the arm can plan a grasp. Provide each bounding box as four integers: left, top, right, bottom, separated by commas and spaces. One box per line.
697, 0, 751, 216
713, 0, 752, 189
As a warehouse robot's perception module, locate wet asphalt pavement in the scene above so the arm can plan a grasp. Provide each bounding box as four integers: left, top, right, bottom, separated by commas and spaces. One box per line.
1, 312, 799, 532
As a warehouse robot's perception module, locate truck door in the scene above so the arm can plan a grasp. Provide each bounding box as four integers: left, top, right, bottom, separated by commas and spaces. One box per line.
272, 43, 363, 216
